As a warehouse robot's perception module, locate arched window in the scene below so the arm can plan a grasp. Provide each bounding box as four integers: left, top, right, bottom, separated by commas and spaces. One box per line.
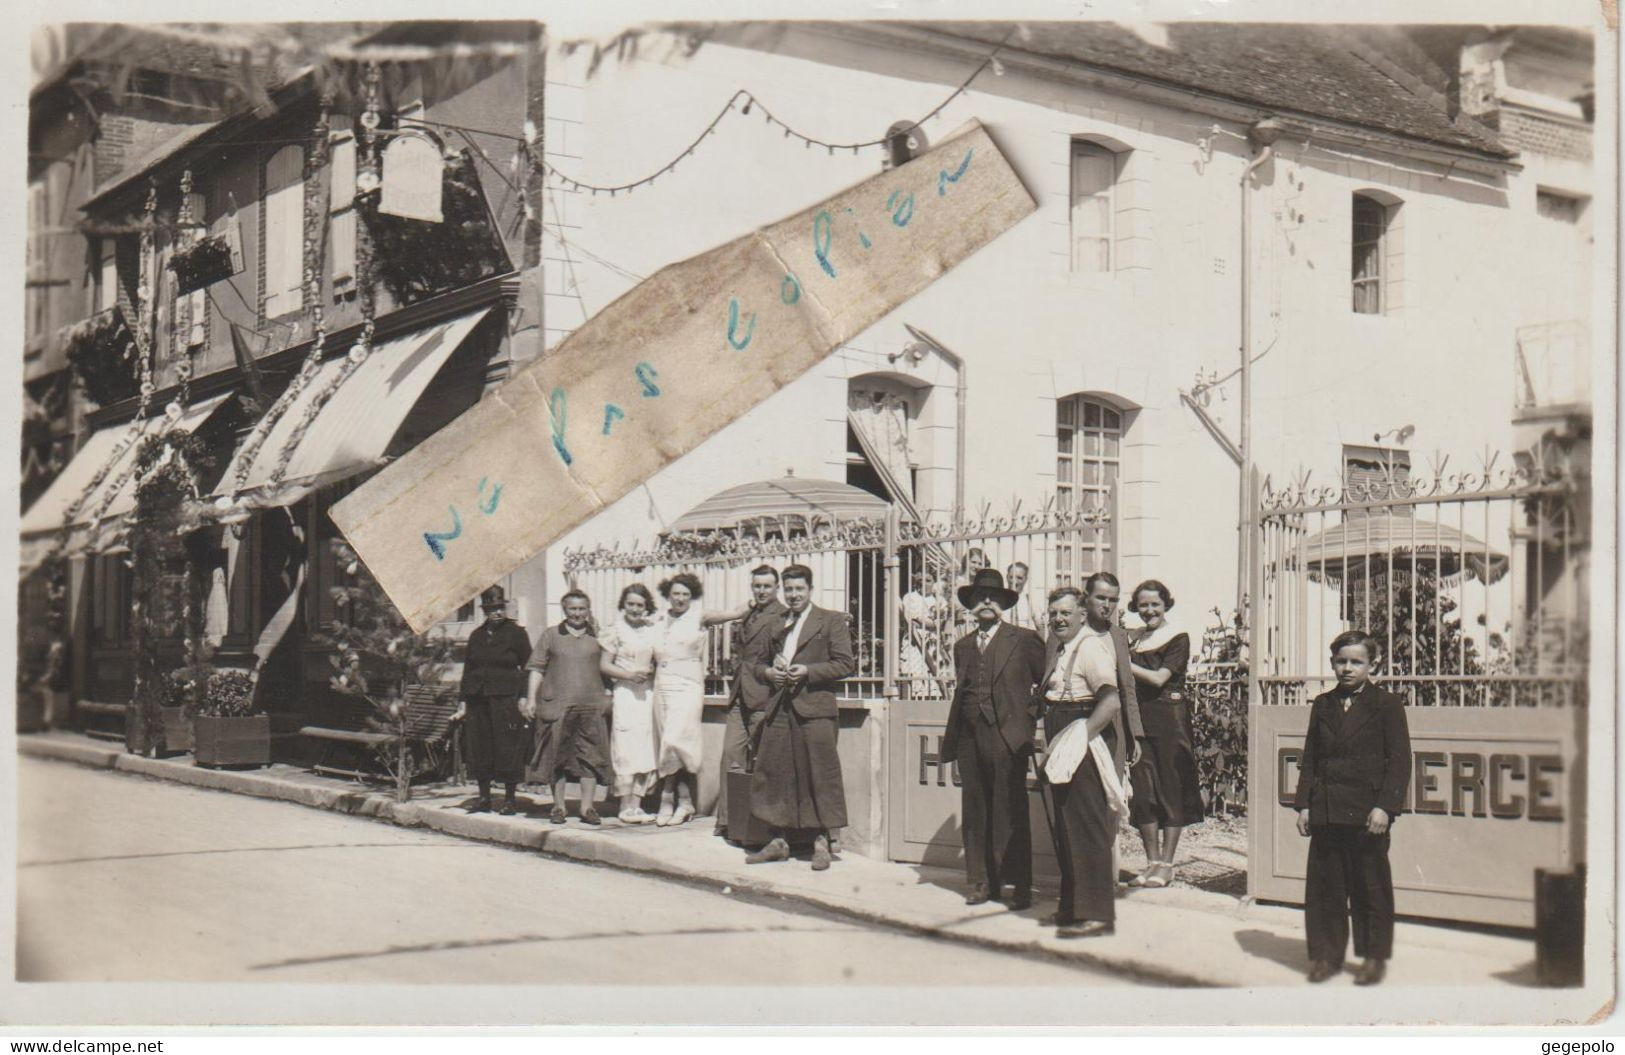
1071, 139, 1124, 272
1352, 191, 1401, 315
263, 145, 305, 318
1055, 394, 1123, 584
883, 121, 929, 171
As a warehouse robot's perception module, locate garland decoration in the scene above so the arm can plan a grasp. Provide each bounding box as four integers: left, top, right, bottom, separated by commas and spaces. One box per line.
222, 97, 335, 505
63, 308, 141, 407
361, 148, 508, 305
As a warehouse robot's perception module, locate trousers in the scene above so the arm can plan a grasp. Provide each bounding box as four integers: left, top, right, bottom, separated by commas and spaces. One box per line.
715, 701, 766, 830
1305, 823, 1395, 963
1044, 703, 1117, 925
958, 714, 1032, 896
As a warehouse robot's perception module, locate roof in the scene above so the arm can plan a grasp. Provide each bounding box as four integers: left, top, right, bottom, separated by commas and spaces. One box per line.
925, 22, 1514, 159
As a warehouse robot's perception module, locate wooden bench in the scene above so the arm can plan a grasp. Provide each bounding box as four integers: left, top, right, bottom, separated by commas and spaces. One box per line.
300, 687, 461, 783
77, 700, 129, 742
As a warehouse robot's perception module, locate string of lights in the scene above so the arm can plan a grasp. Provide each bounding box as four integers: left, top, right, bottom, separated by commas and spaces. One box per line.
397, 36, 1010, 198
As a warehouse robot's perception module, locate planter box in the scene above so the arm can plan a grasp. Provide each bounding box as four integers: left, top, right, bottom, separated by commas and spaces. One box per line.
126, 705, 192, 756
194, 714, 271, 767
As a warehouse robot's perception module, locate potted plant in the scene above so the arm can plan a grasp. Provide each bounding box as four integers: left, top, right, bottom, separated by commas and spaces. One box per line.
168, 235, 238, 295
192, 668, 270, 767
63, 307, 140, 407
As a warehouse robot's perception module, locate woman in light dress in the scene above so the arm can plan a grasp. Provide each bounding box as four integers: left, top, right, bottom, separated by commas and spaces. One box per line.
598, 583, 663, 824
900, 564, 948, 698
652, 573, 748, 826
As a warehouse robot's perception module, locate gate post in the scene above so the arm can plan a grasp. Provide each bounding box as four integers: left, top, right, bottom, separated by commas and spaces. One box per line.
882, 506, 900, 701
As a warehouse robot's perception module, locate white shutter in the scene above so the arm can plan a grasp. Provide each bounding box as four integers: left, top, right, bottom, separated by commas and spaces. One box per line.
329, 138, 356, 284
264, 146, 305, 317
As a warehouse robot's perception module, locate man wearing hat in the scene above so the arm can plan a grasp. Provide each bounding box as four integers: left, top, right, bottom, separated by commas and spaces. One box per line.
941, 567, 1047, 909
455, 585, 533, 813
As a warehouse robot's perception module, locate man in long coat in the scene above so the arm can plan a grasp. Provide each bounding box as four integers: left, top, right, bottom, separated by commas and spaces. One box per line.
715, 564, 787, 843
456, 585, 533, 813
942, 568, 1047, 908
745, 563, 854, 871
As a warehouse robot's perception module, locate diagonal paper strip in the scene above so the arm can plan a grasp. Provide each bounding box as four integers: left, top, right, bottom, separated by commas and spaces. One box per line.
332, 120, 1035, 632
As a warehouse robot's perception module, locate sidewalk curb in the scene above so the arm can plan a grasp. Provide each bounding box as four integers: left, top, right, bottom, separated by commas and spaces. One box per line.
21, 734, 1213, 985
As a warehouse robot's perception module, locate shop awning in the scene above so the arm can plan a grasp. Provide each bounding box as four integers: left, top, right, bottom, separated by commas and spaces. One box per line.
669, 475, 890, 534
18, 392, 233, 572
1294, 513, 1511, 585
219, 307, 491, 510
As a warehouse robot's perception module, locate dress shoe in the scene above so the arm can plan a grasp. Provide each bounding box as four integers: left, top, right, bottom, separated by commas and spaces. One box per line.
1353, 958, 1387, 986
469, 799, 492, 814
1307, 960, 1342, 983
810, 834, 833, 871
549, 805, 567, 825
1039, 911, 1075, 928
965, 886, 993, 906
497, 800, 516, 816
1006, 893, 1034, 912
580, 807, 602, 826
1055, 920, 1115, 939
745, 837, 790, 864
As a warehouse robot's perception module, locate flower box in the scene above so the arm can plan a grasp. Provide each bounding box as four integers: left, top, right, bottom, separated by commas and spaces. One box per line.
168, 235, 238, 295
193, 713, 271, 768
64, 307, 140, 407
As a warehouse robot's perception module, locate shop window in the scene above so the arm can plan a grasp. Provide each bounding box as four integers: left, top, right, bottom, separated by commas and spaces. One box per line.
1055, 395, 1122, 585
1070, 140, 1122, 273
1352, 193, 1392, 314
263, 145, 305, 318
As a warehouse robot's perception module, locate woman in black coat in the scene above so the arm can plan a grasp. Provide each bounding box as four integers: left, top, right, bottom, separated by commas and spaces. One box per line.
456, 586, 533, 813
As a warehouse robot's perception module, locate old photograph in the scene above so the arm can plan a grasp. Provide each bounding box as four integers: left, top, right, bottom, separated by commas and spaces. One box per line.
10, 4, 1615, 1029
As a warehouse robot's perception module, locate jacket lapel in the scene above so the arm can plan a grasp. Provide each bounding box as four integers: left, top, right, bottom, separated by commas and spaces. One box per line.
1332, 683, 1378, 745
987, 621, 1016, 680
791, 607, 825, 661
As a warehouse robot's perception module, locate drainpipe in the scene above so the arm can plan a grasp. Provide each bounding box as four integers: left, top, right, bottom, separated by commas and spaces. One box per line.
1237, 118, 1283, 616
901, 324, 966, 525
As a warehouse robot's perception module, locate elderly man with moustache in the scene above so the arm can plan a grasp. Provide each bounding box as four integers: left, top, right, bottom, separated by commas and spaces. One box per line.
1034, 574, 1144, 938
942, 568, 1047, 909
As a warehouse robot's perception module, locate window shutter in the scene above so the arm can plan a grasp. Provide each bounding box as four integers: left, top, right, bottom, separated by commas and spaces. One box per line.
329, 138, 357, 283
264, 145, 305, 318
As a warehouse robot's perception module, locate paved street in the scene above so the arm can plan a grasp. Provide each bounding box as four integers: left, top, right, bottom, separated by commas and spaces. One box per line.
19, 757, 1126, 985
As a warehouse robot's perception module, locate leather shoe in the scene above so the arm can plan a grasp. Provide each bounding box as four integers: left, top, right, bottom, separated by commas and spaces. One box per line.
549, 805, 567, 825
745, 838, 790, 864
1055, 920, 1115, 939
497, 800, 516, 816
1006, 893, 1033, 912
965, 886, 992, 906
810, 834, 833, 871
580, 807, 602, 826
469, 799, 492, 814
1353, 958, 1387, 986
1039, 911, 1075, 928
1307, 960, 1342, 983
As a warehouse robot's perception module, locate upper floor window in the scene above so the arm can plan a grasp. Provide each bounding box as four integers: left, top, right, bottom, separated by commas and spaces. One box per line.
1351, 193, 1390, 314
263, 145, 305, 319
1070, 140, 1121, 273
95, 239, 119, 313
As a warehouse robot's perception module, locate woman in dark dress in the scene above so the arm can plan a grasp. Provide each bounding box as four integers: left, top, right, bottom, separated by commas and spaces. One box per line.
1126, 579, 1203, 888
456, 586, 534, 814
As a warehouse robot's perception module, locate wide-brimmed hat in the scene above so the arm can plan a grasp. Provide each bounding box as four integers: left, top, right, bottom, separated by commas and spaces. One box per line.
479, 585, 508, 611
957, 568, 1018, 610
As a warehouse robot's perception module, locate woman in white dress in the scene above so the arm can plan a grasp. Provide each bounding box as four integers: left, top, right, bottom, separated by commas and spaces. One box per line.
598, 583, 662, 824
652, 573, 749, 826
900, 566, 947, 699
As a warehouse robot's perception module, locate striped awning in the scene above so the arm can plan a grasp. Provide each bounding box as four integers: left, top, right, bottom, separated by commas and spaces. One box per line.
1295, 514, 1510, 584
18, 392, 233, 573
668, 476, 889, 534
218, 307, 491, 510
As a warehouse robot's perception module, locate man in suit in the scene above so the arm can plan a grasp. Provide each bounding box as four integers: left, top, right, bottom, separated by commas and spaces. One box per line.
745, 563, 855, 871
715, 564, 787, 842
1294, 630, 1412, 986
942, 568, 1047, 908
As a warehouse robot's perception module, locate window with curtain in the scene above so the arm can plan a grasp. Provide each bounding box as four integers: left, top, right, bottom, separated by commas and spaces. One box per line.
1352, 193, 1388, 315
329, 135, 357, 286
1070, 140, 1120, 273
1055, 395, 1121, 586
263, 145, 305, 318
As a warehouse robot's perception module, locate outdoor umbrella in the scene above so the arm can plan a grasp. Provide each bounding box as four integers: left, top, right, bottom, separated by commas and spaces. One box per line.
1293, 513, 1510, 585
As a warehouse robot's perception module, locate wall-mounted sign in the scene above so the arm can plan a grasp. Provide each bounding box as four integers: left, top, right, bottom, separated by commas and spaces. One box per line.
379, 134, 445, 223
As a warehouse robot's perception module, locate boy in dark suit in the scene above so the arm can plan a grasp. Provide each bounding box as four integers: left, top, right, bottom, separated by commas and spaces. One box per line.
1294, 630, 1413, 986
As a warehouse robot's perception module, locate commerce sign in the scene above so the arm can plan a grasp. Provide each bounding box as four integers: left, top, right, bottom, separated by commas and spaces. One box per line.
1250, 703, 1581, 927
